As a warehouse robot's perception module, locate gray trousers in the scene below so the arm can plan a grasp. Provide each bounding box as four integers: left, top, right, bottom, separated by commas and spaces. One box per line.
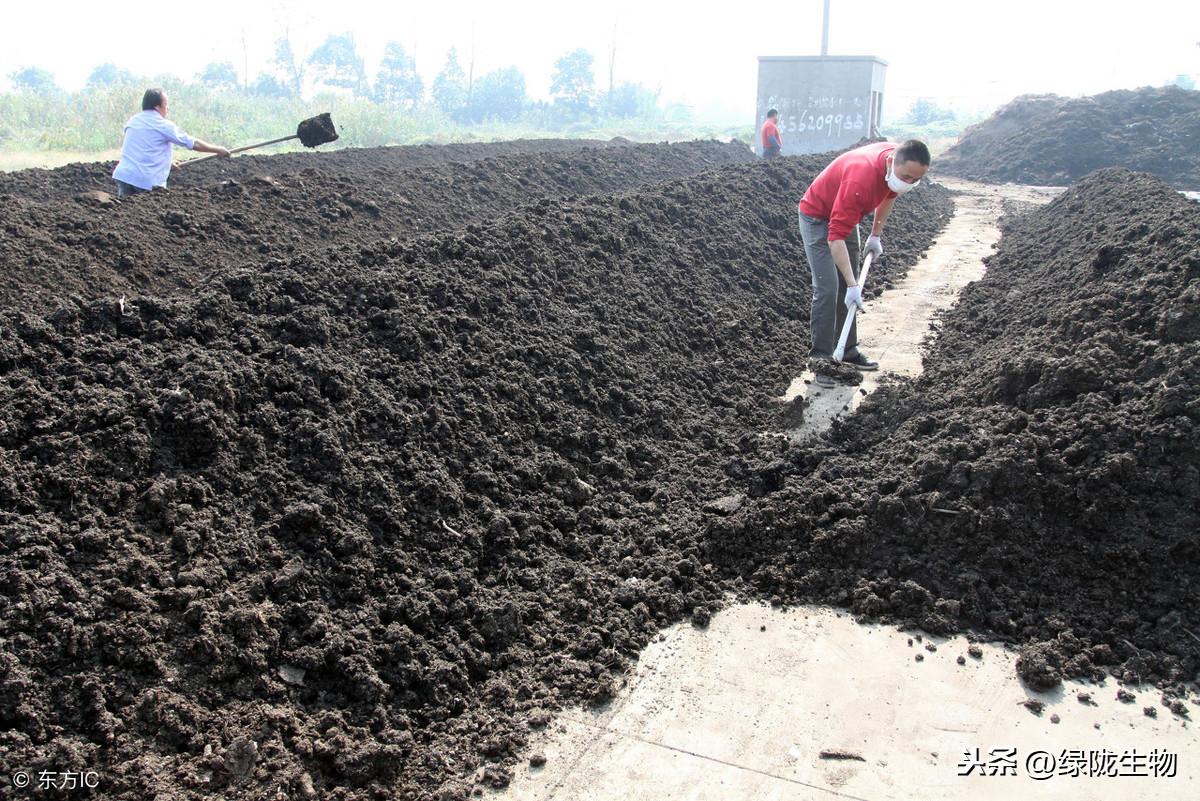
798, 211, 862, 360
115, 180, 148, 198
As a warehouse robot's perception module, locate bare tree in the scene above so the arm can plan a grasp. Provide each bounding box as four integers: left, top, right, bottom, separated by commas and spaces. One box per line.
272, 33, 306, 98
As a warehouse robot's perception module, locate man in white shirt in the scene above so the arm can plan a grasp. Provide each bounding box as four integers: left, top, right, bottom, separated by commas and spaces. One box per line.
111, 88, 231, 197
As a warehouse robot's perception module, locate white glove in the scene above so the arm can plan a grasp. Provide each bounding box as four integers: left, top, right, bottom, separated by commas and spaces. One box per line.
845, 284, 865, 312
865, 235, 883, 258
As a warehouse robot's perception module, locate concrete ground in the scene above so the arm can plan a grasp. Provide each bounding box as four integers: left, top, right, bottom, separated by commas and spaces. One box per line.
496, 605, 1196, 800
780, 177, 1061, 442
492, 179, 1198, 800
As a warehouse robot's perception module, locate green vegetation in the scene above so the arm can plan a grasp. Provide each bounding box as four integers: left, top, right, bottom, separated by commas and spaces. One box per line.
880, 98, 984, 143
3, 35, 1031, 169
2, 35, 749, 166
0, 83, 744, 161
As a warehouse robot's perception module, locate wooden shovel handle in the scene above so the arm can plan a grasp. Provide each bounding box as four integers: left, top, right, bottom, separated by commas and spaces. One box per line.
179, 133, 299, 167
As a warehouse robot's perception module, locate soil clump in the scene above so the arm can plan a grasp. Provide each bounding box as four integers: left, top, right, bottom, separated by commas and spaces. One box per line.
296, 113, 339, 149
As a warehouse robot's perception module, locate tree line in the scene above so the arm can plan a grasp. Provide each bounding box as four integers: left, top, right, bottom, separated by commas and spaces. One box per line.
6, 33, 663, 126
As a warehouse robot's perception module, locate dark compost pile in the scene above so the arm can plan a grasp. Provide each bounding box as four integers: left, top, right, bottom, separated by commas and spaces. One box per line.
938, 86, 1200, 190
0, 140, 755, 314
0, 137, 653, 203
0, 145, 953, 799
708, 168, 1200, 700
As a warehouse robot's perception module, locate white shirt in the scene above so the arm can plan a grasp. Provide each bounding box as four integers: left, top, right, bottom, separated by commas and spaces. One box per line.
111, 110, 196, 190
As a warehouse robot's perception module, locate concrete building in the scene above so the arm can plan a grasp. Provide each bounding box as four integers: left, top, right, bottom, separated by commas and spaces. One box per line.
755, 56, 888, 156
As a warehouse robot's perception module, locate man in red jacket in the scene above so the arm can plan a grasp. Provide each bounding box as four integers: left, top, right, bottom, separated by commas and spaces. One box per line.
761, 109, 783, 159
798, 139, 930, 384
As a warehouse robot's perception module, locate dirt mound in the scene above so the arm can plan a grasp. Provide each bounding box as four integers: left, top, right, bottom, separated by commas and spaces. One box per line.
0, 140, 755, 314
0, 151, 953, 800
708, 168, 1199, 698
939, 86, 1200, 189
0, 137, 648, 202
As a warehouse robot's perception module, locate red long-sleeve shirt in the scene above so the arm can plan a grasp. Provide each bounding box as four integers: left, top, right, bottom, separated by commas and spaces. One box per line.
799, 141, 897, 241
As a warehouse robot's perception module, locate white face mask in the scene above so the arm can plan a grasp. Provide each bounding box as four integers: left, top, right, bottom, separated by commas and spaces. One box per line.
886, 157, 920, 194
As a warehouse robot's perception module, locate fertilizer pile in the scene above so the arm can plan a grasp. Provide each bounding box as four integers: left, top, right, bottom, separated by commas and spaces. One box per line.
0, 137, 643, 201
709, 168, 1200, 698
0, 140, 755, 313
0, 148, 952, 800
939, 86, 1200, 189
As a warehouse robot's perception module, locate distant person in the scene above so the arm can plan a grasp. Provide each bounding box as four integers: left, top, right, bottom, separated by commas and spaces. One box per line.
111, 88, 231, 198
761, 109, 783, 159
797, 139, 931, 384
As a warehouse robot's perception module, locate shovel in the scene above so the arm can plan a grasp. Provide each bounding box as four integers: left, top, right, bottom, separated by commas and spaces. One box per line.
180, 112, 338, 167
832, 251, 874, 363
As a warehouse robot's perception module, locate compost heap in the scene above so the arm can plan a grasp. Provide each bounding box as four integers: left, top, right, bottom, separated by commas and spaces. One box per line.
709, 168, 1200, 700
0, 148, 953, 800
938, 86, 1200, 189
0, 139, 755, 313
0, 137, 645, 202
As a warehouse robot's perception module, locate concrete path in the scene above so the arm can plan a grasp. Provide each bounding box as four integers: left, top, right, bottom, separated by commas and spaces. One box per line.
491, 180, 1198, 801
494, 605, 1197, 801
780, 177, 1061, 441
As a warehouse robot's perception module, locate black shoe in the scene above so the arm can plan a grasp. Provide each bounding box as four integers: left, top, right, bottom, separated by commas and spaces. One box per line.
842, 352, 879, 371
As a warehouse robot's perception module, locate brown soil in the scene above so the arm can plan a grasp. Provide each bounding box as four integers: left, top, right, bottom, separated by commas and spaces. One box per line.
0, 137, 642, 202
0, 143, 953, 799
296, 113, 339, 149
938, 86, 1200, 190
0, 140, 755, 314
708, 168, 1199, 701
808, 357, 864, 385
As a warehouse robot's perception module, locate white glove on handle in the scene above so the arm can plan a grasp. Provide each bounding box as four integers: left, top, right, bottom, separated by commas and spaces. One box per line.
865, 235, 883, 258
845, 284, 865, 312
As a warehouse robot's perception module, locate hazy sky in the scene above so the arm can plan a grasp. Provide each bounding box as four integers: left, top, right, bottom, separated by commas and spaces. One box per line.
3, 0, 1197, 123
